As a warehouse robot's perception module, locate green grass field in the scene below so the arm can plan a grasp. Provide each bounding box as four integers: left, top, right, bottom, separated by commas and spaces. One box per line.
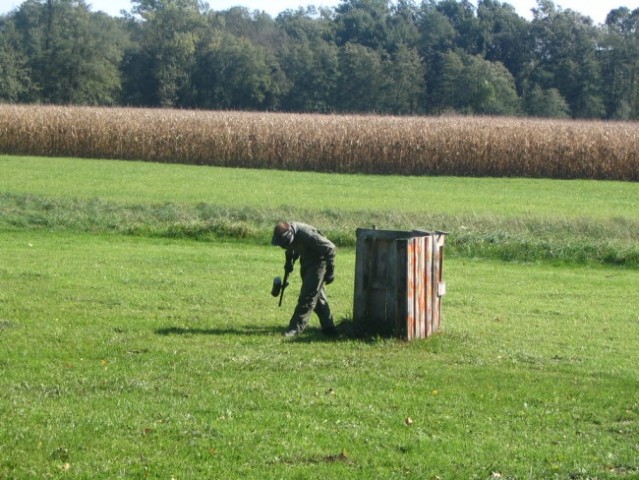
1, 155, 637, 218
2, 155, 639, 268
1, 155, 638, 479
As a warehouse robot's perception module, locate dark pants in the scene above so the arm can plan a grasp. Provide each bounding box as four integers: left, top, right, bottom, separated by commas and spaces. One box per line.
287, 261, 334, 333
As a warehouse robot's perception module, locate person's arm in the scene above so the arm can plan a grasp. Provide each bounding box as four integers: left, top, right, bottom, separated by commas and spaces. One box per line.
285, 248, 299, 272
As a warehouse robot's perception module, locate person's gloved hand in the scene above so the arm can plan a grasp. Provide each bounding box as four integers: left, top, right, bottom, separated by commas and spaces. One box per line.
325, 265, 334, 285
285, 259, 294, 273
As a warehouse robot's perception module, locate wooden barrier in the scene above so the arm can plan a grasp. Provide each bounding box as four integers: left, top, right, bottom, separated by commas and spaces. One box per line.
353, 228, 447, 339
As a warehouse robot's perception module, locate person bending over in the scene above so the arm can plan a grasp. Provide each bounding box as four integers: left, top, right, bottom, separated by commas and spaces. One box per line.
271, 221, 337, 337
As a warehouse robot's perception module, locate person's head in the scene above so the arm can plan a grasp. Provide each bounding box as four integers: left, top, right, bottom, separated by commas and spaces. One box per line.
271, 221, 294, 248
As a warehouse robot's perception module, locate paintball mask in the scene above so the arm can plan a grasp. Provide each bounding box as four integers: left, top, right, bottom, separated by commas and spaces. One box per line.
271, 222, 294, 248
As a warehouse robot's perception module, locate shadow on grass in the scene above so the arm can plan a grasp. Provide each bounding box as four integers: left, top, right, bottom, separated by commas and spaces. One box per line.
155, 317, 392, 343
287, 317, 396, 344
155, 325, 282, 336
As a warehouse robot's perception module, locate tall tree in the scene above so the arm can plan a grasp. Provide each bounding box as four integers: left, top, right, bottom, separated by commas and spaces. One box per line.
191, 31, 283, 110
529, 0, 605, 118
278, 38, 339, 112
10, 0, 125, 104
434, 0, 481, 54
214, 7, 286, 53
476, 0, 530, 92
334, 0, 392, 50
335, 41, 387, 112
416, 2, 456, 112
524, 83, 570, 117
417, 1, 456, 59
387, 0, 420, 48
600, 7, 639, 118
432, 50, 521, 115
0, 15, 31, 102
385, 43, 425, 114
277, 7, 339, 112
123, 0, 206, 107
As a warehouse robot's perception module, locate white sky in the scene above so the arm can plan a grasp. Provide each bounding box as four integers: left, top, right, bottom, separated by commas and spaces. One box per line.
1, 0, 639, 25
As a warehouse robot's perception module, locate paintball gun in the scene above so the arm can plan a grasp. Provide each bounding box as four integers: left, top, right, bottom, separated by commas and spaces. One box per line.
271, 269, 290, 307
271, 256, 295, 307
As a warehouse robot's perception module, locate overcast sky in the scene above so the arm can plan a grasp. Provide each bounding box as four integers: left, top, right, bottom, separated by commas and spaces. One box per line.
1, 0, 639, 25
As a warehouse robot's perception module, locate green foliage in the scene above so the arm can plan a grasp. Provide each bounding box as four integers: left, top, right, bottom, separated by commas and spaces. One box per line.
434, 50, 521, 115
476, 0, 530, 79
125, 0, 207, 107
334, 0, 392, 49
529, 3, 605, 119
524, 84, 571, 118
385, 43, 425, 114
601, 7, 639, 119
8, 0, 124, 104
336, 42, 387, 112
2, 0, 639, 118
193, 32, 280, 110
278, 37, 339, 112
0, 16, 30, 102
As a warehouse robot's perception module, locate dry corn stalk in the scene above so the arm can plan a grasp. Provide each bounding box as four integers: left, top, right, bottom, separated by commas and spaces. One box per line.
1, 105, 637, 181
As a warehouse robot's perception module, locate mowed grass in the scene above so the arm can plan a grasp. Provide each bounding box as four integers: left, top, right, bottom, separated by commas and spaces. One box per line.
1, 155, 637, 218
1, 230, 638, 479
1, 155, 639, 478
2, 155, 639, 268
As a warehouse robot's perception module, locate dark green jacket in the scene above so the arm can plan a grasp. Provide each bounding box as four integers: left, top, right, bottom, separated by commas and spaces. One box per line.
286, 222, 335, 270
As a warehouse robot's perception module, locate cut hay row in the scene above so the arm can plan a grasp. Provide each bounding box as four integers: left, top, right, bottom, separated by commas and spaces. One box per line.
1, 105, 638, 180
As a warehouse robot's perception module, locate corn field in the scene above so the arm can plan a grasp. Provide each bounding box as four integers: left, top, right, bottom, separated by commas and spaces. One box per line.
1, 105, 638, 180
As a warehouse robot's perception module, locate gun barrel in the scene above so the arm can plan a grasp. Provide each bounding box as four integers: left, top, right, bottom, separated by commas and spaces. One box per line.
278, 270, 289, 307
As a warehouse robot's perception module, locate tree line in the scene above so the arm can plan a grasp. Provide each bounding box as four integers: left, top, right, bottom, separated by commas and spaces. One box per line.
2, 0, 639, 119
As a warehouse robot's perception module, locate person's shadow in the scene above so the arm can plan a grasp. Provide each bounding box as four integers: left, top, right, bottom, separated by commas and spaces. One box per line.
155, 317, 387, 343
155, 325, 281, 337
